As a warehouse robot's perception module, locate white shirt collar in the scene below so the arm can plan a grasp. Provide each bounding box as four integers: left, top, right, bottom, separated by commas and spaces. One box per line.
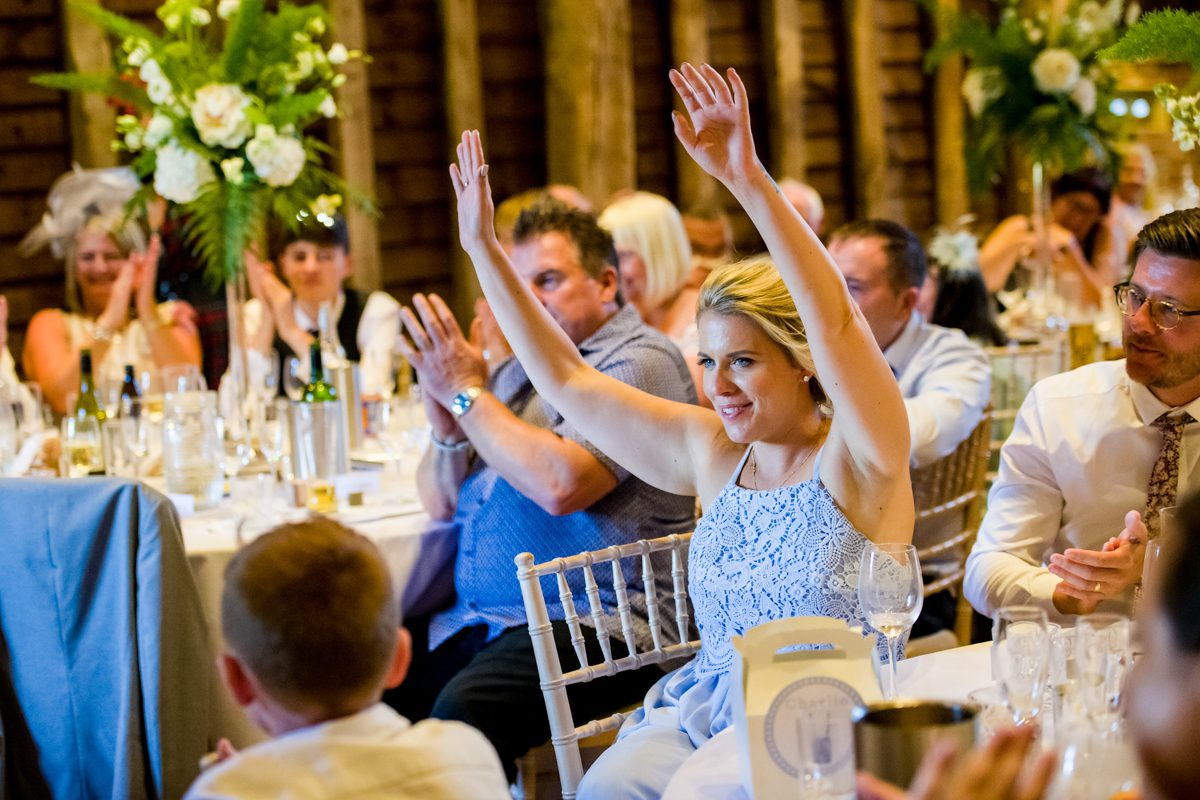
1126, 367, 1200, 425
294, 291, 346, 333
883, 311, 924, 375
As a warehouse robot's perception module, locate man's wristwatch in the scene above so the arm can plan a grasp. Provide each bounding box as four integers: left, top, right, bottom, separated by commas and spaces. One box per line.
449, 386, 484, 418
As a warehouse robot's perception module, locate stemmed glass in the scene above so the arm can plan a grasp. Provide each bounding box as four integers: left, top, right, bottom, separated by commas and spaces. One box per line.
858, 542, 923, 699
257, 398, 288, 480
120, 397, 150, 478
992, 605, 1050, 728
1075, 613, 1133, 730
282, 356, 305, 401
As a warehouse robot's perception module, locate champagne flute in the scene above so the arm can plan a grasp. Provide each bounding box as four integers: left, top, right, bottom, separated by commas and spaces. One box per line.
120, 397, 149, 478
858, 542, 923, 699
282, 355, 305, 402
992, 605, 1050, 728
1075, 613, 1133, 730
258, 398, 288, 480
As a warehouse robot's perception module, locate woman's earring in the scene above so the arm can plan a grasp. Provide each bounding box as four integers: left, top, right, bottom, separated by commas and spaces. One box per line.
802, 374, 812, 383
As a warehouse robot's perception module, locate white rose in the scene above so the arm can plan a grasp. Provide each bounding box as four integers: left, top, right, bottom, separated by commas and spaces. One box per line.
154, 140, 216, 203
962, 67, 1003, 117
190, 84, 253, 149
144, 112, 173, 148
1070, 78, 1097, 116
139, 59, 175, 106
221, 157, 246, 184
217, 0, 240, 19
246, 130, 306, 187
318, 94, 337, 118
327, 43, 349, 65
1031, 48, 1081, 94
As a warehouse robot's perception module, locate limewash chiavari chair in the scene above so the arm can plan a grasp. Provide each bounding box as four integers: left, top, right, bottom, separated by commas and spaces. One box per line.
515, 532, 699, 800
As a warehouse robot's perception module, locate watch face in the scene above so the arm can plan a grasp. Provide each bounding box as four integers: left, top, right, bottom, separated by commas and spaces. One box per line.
763, 676, 862, 781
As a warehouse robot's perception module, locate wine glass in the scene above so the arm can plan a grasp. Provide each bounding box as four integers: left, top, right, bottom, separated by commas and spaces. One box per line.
992, 605, 1050, 728
282, 355, 305, 402
120, 397, 149, 478
0, 393, 16, 475
60, 415, 103, 477
858, 542, 923, 699
161, 365, 207, 395
1075, 613, 1133, 730
257, 398, 288, 479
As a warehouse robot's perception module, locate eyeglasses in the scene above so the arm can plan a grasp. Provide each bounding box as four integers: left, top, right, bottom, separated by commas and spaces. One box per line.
1113, 282, 1200, 331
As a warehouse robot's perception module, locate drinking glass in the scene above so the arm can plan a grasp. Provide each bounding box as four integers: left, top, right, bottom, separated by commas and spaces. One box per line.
992, 605, 1050, 727
1075, 613, 1133, 729
256, 398, 288, 479
161, 365, 207, 395
0, 395, 16, 474
120, 397, 149, 478
282, 356, 305, 402
60, 415, 103, 477
858, 542, 923, 699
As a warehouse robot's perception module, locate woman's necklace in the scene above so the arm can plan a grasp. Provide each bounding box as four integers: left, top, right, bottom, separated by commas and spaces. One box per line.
750, 440, 819, 491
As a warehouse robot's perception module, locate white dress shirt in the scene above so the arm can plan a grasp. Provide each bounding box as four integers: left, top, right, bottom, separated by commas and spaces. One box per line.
965, 359, 1200, 622
885, 312, 992, 468
184, 704, 511, 800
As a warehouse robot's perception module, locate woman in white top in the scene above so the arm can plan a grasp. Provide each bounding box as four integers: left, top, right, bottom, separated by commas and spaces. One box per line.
598, 191, 708, 405
429, 64, 913, 798
20, 167, 201, 414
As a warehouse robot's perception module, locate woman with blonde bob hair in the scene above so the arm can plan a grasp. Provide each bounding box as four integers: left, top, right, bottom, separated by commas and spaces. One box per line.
437, 63, 912, 798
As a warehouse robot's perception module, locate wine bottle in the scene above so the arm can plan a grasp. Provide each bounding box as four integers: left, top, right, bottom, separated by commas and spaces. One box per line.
301, 340, 338, 403
120, 364, 140, 402
76, 349, 107, 422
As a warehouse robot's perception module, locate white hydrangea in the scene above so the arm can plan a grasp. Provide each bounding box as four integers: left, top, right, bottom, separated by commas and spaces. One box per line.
318, 94, 337, 118
190, 84, 253, 149
245, 126, 306, 187
327, 43, 349, 65
217, 0, 240, 19
962, 67, 1004, 117
144, 112, 173, 148
1031, 48, 1081, 94
1070, 78, 1097, 116
154, 140, 216, 203
139, 59, 175, 106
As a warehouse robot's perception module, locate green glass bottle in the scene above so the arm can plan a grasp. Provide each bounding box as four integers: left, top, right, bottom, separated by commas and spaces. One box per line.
76, 349, 107, 422
301, 340, 338, 403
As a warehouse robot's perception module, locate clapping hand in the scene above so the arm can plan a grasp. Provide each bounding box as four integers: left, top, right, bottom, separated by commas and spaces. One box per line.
669, 63, 760, 188
448, 130, 499, 257
1050, 509, 1147, 614
130, 233, 163, 321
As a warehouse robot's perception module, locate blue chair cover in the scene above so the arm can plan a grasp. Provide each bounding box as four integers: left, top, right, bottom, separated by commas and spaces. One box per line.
0, 479, 211, 799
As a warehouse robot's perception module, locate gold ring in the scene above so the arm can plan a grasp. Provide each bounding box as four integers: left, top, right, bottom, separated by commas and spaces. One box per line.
1094, 581, 1102, 593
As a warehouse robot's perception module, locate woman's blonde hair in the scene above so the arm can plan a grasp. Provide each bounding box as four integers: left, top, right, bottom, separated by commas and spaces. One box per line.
598, 191, 692, 311
698, 255, 830, 411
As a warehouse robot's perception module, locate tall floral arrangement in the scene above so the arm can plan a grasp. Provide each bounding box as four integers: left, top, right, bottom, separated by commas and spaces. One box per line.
1101, 10, 1200, 152
35, 0, 365, 285
926, 0, 1138, 192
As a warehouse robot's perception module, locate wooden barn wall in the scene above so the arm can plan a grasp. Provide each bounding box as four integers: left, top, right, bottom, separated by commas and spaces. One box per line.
0, 0, 959, 362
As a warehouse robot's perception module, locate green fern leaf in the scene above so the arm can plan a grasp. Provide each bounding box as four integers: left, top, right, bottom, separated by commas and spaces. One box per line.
1101, 10, 1200, 70
221, 0, 265, 83
68, 0, 164, 50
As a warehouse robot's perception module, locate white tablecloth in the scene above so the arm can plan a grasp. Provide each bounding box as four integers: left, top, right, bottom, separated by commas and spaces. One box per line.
181, 494, 443, 748
660, 643, 993, 800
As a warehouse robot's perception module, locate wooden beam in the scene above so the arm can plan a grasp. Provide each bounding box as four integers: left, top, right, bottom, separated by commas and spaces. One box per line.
438, 0, 485, 321
932, 0, 968, 224
759, 0, 806, 181
542, 0, 635, 207
669, 0, 717, 210
329, 0, 382, 294
843, 0, 888, 219
60, 0, 116, 168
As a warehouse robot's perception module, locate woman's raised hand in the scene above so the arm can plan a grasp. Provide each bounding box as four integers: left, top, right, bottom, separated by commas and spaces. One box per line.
131, 233, 163, 319
448, 130, 497, 256
669, 63, 759, 187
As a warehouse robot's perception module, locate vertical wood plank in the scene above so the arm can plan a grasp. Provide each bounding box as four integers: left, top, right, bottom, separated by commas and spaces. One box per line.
843, 0, 887, 218
60, 0, 116, 169
329, 0, 382, 293
759, 0, 806, 180
932, 0, 968, 224
542, 0, 635, 206
669, 0, 717, 209
438, 0, 485, 320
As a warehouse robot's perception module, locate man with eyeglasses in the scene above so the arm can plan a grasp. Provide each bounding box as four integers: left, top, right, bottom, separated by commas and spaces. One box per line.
966, 208, 1200, 621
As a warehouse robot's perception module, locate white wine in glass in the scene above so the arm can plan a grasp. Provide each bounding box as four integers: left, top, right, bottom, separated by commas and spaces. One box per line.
858, 542, 923, 699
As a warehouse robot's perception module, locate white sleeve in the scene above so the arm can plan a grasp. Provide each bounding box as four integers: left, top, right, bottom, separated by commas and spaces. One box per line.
905, 334, 991, 467
964, 386, 1067, 620
356, 291, 401, 395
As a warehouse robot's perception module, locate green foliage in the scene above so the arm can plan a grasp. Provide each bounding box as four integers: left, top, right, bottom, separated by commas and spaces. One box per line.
185, 180, 265, 287
32, 72, 148, 111
1101, 10, 1200, 70
221, 0, 265, 83
67, 0, 163, 51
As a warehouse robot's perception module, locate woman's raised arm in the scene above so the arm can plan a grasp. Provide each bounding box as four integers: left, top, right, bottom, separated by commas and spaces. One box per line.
669, 63, 909, 485
448, 132, 723, 499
